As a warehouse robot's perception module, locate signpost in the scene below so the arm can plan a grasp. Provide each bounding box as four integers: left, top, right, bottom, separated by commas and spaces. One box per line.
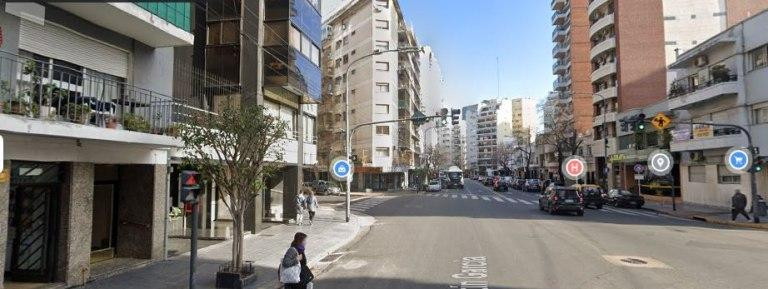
330, 157, 352, 222
562, 156, 587, 181
181, 170, 202, 289
648, 150, 675, 210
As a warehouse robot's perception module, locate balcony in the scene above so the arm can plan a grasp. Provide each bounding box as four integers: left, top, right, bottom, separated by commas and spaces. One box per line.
0, 52, 202, 146
593, 111, 616, 126
593, 87, 617, 103
554, 76, 572, 90
590, 37, 616, 61
264, 45, 322, 103
591, 62, 616, 82
552, 0, 567, 11
588, 0, 612, 16
591, 138, 617, 157
552, 26, 569, 43
52, 2, 193, 47
553, 59, 570, 75
552, 8, 570, 26
668, 76, 739, 110
589, 13, 614, 38
670, 128, 743, 152
552, 42, 570, 58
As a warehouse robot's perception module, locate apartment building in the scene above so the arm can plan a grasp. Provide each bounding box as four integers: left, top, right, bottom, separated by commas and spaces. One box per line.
0, 2, 193, 286
510, 98, 538, 140
419, 45, 445, 149
462, 104, 479, 175
475, 99, 516, 174
666, 10, 768, 208
552, 0, 592, 134
451, 119, 467, 169
319, 0, 422, 191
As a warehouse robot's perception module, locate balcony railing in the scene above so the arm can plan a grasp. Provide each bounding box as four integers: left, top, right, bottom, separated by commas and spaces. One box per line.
669, 74, 738, 99
0, 51, 207, 136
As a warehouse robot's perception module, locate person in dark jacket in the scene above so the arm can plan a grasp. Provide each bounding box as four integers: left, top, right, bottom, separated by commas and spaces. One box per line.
282, 232, 313, 289
731, 189, 750, 221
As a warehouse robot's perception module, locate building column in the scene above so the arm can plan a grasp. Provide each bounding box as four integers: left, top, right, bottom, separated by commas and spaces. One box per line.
57, 162, 94, 287
116, 165, 165, 260
282, 166, 300, 222
0, 160, 10, 287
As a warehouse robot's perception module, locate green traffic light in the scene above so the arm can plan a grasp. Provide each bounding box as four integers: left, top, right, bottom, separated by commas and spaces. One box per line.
638, 123, 645, 130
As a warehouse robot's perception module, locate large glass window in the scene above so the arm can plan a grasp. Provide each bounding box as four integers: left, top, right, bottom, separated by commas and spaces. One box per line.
717, 165, 741, 184
750, 45, 767, 71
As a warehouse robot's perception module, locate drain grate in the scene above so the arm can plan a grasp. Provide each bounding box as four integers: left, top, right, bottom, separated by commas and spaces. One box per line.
620, 258, 648, 265
319, 252, 345, 263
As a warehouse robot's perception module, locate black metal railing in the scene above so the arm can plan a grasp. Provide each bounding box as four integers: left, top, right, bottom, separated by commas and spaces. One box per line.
668, 74, 738, 99
0, 51, 213, 136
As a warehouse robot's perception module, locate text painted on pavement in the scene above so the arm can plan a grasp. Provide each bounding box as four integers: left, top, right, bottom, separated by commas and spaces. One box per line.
451, 256, 488, 289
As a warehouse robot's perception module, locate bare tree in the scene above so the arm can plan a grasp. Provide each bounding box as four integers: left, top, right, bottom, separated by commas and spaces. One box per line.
423, 144, 451, 178
513, 128, 536, 178
539, 118, 584, 182
180, 105, 286, 272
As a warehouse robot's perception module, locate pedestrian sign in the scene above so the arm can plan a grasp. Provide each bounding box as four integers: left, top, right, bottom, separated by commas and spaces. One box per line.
647, 150, 673, 176
651, 113, 671, 130
330, 158, 352, 181
725, 147, 752, 174
561, 156, 586, 181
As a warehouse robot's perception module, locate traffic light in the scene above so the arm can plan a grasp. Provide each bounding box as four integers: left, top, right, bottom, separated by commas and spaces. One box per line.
451, 109, 460, 125
634, 113, 647, 132
750, 157, 766, 173
181, 170, 202, 204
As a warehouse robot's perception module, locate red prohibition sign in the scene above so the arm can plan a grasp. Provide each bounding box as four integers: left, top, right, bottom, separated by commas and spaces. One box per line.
565, 158, 585, 177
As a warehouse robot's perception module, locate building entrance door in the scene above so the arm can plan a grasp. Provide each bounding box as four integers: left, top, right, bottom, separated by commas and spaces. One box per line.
91, 184, 117, 263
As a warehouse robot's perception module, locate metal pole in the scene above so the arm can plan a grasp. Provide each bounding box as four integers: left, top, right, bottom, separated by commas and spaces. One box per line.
189, 203, 198, 289
671, 174, 676, 211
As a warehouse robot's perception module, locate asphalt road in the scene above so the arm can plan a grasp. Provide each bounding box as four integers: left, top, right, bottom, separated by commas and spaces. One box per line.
313, 180, 768, 289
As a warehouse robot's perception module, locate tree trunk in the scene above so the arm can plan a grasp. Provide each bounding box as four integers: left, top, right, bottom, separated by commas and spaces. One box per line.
231, 210, 245, 271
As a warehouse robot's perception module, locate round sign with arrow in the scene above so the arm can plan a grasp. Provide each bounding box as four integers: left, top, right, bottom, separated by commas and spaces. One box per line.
724, 147, 752, 174
647, 149, 674, 176
561, 155, 587, 181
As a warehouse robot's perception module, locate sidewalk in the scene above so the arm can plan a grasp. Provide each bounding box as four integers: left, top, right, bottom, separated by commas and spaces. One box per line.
84, 206, 375, 289
643, 195, 768, 230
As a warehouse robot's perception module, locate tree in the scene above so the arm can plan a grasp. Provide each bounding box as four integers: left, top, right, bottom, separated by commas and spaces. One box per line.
539, 118, 584, 182
513, 128, 536, 178
180, 104, 286, 272
492, 141, 516, 175
423, 144, 451, 178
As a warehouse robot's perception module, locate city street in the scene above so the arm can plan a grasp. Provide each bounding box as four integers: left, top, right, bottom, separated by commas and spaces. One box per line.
314, 180, 768, 289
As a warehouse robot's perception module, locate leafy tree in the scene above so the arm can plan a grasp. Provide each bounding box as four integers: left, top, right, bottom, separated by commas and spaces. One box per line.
180, 105, 286, 271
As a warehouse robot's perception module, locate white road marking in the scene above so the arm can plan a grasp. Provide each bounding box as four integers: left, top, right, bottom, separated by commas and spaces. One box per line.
503, 197, 517, 203
493, 197, 504, 203
452, 194, 458, 198
517, 199, 532, 205
604, 207, 642, 216
471, 195, 479, 200
461, 195, 468, 199
480, 196, 490, 201
442, 194, 449, 198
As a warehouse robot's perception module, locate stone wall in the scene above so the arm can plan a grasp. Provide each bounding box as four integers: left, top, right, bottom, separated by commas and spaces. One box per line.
116, 165, 165, 260
57, 162, 95, 286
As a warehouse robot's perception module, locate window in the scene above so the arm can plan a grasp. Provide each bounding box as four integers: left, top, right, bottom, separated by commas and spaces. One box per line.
301, 34, 311, 57
351, 69, 356, 75
375, 0, 389, 8
343, 36, 349, 45
375, 20, 389, 29
376, 125, 390, 135
718, 165, 741, 184
375, 61, 390, 71
688, 165, 706, 183
663, 16, 676, 20
311, 44, 320, 66
343, 54, 349, 64
351, 30, 356, 36
335, 40, 342, 50
375, 40, 389, 51
755, 106, 768, 124
289, 26, 301, 50
351, 49, 357, 55
290, 25, 319, 67
750, 45, 767, 71
375, 147, 390, 157
376, 82, 390, 92
351, 89, 356, 95
375, 104, 390, 114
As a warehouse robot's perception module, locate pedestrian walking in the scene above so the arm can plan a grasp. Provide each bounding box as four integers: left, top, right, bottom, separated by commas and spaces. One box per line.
731, 189, 751, 221
295, 189, 307, 225
279, 232, 314, 289
306, 189, 319, 225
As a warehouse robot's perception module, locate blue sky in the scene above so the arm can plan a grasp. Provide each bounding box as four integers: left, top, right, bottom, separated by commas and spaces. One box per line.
399, 0, 554, 109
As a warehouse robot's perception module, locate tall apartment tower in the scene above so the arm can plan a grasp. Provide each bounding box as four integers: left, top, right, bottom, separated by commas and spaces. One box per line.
476, 99, 515, 174
552, 0, 593, 134
462, 104, 479, 175
510, 98, 538, 140
319, 0, 421, 190
420, 45, 446, 149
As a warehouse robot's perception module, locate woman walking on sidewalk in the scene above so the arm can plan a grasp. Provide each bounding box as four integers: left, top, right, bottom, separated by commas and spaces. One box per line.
306, 190, 319, 225
279, 232, 314, 289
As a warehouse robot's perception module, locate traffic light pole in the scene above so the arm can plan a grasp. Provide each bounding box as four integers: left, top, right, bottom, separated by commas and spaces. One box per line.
344, 114, 447, 222
189, 202, 198, 289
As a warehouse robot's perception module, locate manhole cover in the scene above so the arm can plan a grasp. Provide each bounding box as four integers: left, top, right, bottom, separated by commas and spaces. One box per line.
319, 252, 345, 263
620, 258, 648, 265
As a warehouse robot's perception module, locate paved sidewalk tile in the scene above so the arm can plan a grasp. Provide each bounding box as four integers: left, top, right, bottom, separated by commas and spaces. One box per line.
86, 206, 374, 289
643, 198, 768, 230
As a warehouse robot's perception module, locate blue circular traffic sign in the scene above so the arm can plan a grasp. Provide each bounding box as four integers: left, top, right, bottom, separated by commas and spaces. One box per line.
725, 147, 752, 174
330, 158, 351, 181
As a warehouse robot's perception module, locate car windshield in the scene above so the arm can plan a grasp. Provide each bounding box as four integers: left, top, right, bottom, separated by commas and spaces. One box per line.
529, 180, 539, 184
429, 181, 439, 185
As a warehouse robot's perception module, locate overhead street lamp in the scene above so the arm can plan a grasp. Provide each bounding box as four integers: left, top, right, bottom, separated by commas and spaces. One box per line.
343, 46, 423, 222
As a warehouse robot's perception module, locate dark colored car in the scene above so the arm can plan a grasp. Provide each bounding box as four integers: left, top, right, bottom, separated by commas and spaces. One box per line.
493, 176, 508, 191
607, 189, 645, 209
524, 179, 541, 192
514, 179, 527, 190
483, 176, 494, 186
572, 185, 606, 209
539, 186, 584, 216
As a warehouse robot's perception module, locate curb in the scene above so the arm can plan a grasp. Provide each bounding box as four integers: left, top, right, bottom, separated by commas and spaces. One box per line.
642, 206, 768, 230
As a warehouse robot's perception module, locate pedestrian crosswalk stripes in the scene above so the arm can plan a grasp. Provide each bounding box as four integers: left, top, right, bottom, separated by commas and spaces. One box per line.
480, 196, 490, 201
493, 197, 504, 202
517, 199, 532, 205
452, 194, 458, 198
471, 195, 478, 200
503, 197, 517, 203
461, 195, 468, 199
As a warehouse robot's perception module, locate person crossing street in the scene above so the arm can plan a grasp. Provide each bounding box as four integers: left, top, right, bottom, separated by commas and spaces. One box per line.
731, 189, 751, 221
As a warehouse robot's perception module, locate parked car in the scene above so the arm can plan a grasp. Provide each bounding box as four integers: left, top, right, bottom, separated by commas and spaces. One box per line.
307, 180, 338, 195
539, 186, 584, 216
513, 179, 527, 190
483, 176, 494, 186
493, 176, 508, 191
606, 189, 645, 208
524, 179, 542, 192
572, 184, 606, 209
427, 180, 442, 192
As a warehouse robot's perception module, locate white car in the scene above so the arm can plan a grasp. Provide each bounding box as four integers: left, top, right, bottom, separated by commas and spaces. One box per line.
427, 180, 442, 192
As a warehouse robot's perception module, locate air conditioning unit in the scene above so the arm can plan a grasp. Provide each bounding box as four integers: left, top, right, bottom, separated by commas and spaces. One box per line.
690, 151, 706, 162
694, 55, 709, 67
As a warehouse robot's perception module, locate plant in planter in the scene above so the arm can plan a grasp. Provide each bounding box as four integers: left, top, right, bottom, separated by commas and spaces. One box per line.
106, 116, 119, 129
65, 103, 92, 124
710, 65, 731, 83
180, 105, 286, 288
166, 123, 183, 137
124, 113, 151, 133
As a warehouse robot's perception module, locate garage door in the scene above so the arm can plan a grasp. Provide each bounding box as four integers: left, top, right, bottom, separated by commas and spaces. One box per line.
19, 19, 128, 78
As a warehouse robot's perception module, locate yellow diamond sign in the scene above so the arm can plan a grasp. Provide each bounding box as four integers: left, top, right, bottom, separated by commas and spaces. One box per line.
651, 113, 671, 130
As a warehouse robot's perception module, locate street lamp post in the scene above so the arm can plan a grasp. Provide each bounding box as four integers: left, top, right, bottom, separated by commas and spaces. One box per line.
343, 46, 421, 222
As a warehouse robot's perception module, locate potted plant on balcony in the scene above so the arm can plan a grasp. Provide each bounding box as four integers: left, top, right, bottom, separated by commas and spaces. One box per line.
65, 103, 91, 124
710, 65, 731, 83
106, 116, 119, 129
124, 113, 151, 133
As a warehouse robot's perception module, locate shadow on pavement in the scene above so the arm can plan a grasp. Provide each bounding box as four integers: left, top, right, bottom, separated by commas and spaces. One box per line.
314, 276, 536, 289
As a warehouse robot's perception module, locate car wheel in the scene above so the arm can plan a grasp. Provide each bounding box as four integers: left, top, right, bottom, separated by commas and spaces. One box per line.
548, 205, 556, 215
577, 210, 584, 216
636, 204, 643, 209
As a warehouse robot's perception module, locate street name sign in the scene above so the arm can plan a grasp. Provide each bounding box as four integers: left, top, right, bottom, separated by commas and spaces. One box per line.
651, 112, 671, 130
648, 150, 673, 176
330, 157, 352, 181
725, 147, 752, 174
562, 156, 587, 181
